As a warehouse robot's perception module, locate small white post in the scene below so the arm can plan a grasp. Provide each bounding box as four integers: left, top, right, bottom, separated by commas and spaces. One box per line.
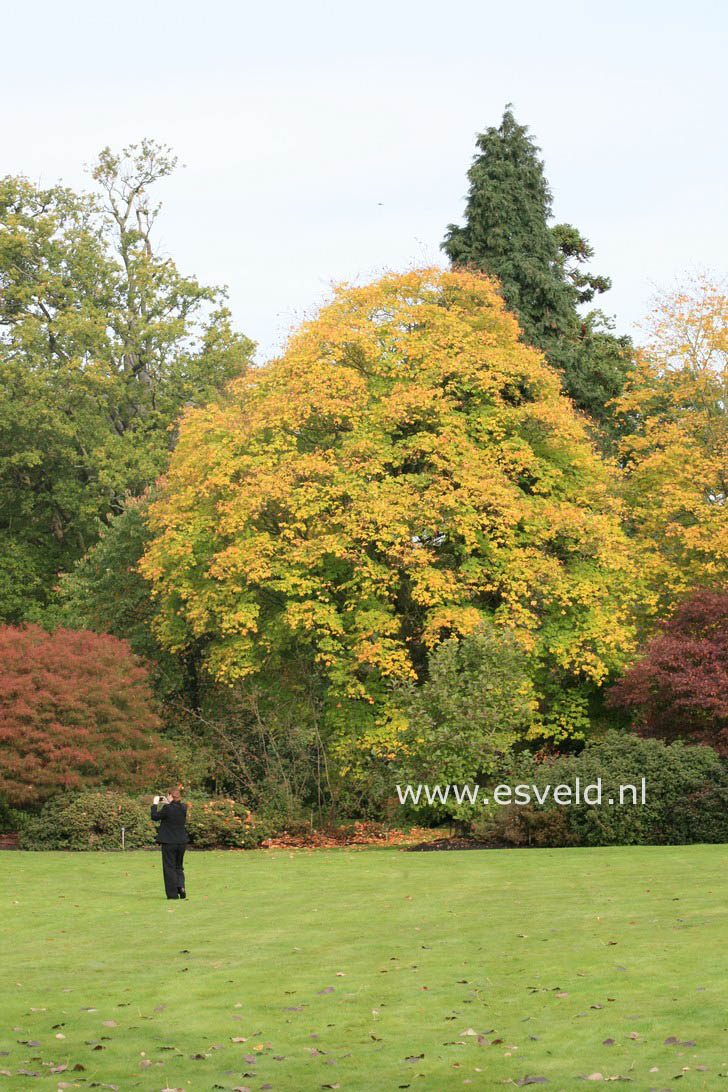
121, 826, 126, 851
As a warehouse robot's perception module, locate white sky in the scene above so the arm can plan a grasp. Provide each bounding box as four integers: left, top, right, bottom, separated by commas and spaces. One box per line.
3, 0, 727, 362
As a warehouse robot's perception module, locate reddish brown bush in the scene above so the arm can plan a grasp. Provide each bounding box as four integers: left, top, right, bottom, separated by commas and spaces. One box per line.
608, 590, 728, 754
0, 625, 173, 806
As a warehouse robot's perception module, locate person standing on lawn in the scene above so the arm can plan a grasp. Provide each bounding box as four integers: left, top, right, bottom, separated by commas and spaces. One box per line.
151, 787, 189, 900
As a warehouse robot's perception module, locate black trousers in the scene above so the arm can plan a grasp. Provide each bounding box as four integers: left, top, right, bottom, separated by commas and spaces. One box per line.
160, 843, 186, 898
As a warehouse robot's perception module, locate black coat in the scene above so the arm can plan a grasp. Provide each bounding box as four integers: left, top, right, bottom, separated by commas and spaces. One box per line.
151, 801, 189, 844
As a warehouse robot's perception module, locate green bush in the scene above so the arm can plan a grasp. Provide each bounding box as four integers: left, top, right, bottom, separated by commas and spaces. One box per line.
18, 792, 273, 850
185, 797, 270, 849
0, 797, 23, 834
393, 623, 535, 821
479, 803, 577, 848
473, 732, 728, 847
19, 792, 156, 850
253, 782, 313, 836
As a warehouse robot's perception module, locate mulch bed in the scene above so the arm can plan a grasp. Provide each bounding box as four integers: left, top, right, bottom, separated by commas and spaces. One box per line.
405, 835, 499, 852
260, 827, 503, 851
260, 823, 443, 849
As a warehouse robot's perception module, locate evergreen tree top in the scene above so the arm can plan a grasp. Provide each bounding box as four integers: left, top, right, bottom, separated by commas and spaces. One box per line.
442, 106, 631, 431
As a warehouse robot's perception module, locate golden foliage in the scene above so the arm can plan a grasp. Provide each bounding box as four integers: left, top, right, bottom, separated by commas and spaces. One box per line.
142, 268, 636, 738
614, 275, 728, 614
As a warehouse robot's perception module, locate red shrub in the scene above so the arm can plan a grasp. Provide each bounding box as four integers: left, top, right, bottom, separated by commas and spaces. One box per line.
0, 625, 173, 806
608, 590, 728, 754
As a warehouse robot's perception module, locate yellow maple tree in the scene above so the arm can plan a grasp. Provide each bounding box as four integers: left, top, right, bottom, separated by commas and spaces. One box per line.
142, 268, 636, 750
614, 276, 728, 619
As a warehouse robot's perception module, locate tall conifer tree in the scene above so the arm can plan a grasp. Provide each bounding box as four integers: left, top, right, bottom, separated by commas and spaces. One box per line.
443, 107, 631, 431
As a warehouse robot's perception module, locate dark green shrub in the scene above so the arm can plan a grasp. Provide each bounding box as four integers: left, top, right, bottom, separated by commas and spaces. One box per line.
668, 784, 728, 845
253, 782, 312, 836
473, 732, 728, 847
0, 797, 23, 834
19, 792, 156, 850
478, 803, 577, 847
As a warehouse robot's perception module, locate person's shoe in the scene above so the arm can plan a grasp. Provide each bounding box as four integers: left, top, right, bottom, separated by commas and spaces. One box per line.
167, 895, 178, 899
178, 888, 186, 899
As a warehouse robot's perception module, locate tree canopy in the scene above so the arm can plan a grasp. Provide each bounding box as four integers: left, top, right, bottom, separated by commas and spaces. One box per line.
0, 141, 254, 622
608, 589, 728, 754
142, 267, 637, 757
0, 624, 173, 806
613, 277, 728, 618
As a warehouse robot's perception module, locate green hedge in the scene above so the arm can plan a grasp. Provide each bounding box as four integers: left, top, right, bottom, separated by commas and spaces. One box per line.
19, 792, 156, 850
473, 732, 728, 848
18, 792, 271, 850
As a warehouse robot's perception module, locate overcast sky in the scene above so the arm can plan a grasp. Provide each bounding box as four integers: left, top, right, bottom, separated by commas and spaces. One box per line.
3, 0, 727, 361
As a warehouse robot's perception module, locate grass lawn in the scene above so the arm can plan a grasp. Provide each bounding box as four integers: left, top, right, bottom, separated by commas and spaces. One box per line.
1, 844, 727, 1091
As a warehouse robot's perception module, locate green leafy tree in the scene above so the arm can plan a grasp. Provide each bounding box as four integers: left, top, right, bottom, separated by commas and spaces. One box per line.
394, 623, 536, 792
443, 106, 631, 430
0, 141, 254, 622
52, 491, 196, 704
